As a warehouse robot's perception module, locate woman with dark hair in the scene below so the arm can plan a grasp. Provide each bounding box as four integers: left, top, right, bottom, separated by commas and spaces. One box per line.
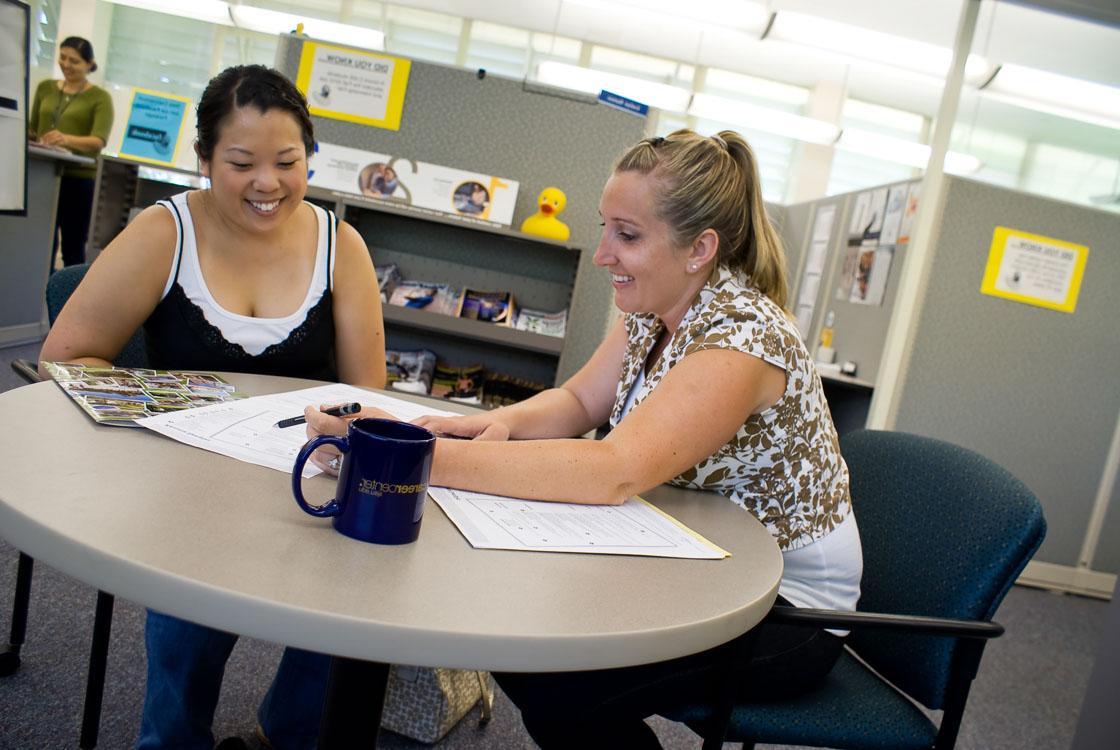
28, 36, 114, 267
40, 65, 386, 750
307, 130, 862, 748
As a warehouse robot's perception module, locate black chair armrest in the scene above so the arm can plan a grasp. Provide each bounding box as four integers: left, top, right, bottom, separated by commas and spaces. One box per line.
10, 359, 42, 384
765, 605, 1004, 639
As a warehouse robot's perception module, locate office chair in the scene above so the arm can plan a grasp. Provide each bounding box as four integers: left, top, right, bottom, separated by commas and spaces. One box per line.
667, 428, 1047, 750
2, 262, 148, 749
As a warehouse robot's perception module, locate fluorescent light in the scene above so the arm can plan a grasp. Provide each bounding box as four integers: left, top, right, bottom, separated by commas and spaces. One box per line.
229, 6, 384, 50
838, 128, 982, 174
536, 60, 691, 113
688, 92, 840, 145
768, 11, 991, 83
104, 0, 230, 25
564, 0, 769, 34
981, 64, 1120, 131
103, 0, 384, 51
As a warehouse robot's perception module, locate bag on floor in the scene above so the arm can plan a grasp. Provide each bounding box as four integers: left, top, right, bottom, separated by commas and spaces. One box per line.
381, 666, 494, 743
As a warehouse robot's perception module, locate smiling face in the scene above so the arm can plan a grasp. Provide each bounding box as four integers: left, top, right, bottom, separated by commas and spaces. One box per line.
58, 46, 92, 85
198, 105, 308, 233
594, 170, 702, 328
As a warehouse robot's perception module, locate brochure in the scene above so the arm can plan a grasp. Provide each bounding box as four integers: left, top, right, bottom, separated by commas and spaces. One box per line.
515, 307, 567, 337
386, 348, 438, 395
431, 362, 484, 404
375, 263, 402, 302
457, 289, 515, 326
43, 362, 245, 427
388, 281, 460, 315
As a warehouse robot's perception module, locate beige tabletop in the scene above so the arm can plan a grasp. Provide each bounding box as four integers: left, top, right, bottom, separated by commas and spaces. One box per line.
0, 375, 783, 672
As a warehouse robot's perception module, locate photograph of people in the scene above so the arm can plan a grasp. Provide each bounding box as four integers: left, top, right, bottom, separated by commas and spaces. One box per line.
39, 64, 387, 750
358, 161, 400, 198
453, 180, 489, 215
27, 36, 114, 268
306, 129, 861, 749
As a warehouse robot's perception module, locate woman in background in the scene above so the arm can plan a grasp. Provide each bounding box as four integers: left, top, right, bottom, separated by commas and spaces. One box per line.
29, 36, 114, 268
41, 64, 386, 750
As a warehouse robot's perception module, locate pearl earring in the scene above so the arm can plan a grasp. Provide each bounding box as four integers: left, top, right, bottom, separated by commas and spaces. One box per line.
688, 264, 697, 272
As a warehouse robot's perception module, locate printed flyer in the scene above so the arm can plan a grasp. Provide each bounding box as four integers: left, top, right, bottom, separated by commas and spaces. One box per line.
296, 42, 410, 130
119, 88, 190, 166
309, 141, 519, 226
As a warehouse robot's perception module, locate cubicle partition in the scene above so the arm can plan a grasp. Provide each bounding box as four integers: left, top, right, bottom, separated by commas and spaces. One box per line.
780, 173, 1119, 595
893, 176, 1120, 591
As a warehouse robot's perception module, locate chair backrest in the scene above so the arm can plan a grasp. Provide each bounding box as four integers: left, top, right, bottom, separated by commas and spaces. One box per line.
46, 264, 150, 369
840, 429, 1046, 710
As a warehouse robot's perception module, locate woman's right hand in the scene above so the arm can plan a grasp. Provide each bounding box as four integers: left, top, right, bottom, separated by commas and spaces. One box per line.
413, 413, 510, 442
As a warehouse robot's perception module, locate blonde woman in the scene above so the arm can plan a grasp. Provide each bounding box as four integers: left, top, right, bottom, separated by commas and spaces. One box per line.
308, 130, 862, 748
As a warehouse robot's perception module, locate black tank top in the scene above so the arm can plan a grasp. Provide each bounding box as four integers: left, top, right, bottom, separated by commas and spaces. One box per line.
143, 194, 338, 382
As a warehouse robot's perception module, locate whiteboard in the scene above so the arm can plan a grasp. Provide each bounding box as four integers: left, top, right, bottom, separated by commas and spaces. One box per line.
0, 0, 28, 214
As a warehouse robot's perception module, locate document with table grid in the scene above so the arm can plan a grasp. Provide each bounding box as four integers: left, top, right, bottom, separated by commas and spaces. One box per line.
429, 487, 729, 559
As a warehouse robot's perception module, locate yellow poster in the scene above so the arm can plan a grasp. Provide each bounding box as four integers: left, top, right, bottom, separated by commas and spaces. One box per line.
295, 42, 410, 130
980, 227, 1088, 313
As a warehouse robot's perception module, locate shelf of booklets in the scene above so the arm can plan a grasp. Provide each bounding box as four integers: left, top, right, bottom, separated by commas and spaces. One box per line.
381, 305, 565, 356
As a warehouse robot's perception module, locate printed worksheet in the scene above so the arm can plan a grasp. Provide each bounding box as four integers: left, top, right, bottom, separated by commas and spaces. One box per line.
429, 487, 729, 559
136, 384, 456, 476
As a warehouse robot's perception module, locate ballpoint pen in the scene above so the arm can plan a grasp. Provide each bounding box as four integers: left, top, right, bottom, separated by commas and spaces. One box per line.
275, 402, 361, 429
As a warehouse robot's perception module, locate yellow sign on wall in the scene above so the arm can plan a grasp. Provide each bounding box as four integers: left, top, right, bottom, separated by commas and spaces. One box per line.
295, 42, 410, 130
980, 227, 1088, 313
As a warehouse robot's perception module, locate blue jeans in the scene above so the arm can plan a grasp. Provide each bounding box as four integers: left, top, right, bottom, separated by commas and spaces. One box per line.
136, 610, 330, 750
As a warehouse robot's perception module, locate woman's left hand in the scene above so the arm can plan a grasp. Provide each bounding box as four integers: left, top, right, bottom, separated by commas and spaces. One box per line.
39, 130, 68, 147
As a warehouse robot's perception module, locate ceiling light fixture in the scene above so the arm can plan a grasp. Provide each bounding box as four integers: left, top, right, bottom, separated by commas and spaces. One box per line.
765, 11, 992, 83
980, 64, 1120, 131
688, 92, 840, 145
103, 0, 384, 50
838, 128, 983, 174
536, 60, 692, 113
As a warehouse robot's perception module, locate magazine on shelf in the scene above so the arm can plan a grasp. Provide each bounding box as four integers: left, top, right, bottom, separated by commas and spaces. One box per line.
385, 349, 438, 395
457, 289, 515, 326
430, 362, 485, 404
482, 372, 547, 407
387, 281, 460, 315
43, 362, 246, 427
514, 307, 567, 337
375, 263, 402, 302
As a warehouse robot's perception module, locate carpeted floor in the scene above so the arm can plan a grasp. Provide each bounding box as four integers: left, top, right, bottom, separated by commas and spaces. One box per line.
0, 340, 1110, 749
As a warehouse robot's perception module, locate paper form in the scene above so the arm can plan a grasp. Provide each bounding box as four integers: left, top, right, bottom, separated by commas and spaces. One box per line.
136, 383, 457, 476
429, 487, 729, 559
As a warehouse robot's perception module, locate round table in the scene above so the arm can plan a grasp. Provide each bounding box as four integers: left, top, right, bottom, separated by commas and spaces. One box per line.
0, 374, 783, 746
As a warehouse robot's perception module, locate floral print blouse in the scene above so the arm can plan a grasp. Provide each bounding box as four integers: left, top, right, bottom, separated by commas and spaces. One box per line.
609, 265, 851, 551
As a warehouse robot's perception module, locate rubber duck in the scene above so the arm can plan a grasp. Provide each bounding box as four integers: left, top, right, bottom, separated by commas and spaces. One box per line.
521, 187, 570, 241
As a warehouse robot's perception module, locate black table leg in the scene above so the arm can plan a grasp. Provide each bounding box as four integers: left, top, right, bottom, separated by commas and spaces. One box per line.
0, 552, 34, 676
318, 656, 390, 749
79, 590, 114, 749
701, 625, 762, 750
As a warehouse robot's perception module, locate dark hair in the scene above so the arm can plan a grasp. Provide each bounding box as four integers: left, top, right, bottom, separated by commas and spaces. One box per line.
195, 65, 315, 162
60, 36, 97, 73
614, 129, 789, 308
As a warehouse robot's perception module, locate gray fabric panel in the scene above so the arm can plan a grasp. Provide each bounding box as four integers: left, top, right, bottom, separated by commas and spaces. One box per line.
894, 176, 1120, 568
276, 35, 646, 381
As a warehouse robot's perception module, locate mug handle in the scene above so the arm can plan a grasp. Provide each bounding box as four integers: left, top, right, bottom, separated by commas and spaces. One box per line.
292, 435, 349, 517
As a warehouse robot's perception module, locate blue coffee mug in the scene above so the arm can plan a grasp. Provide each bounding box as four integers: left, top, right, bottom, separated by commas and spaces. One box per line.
292, 418, 435, 544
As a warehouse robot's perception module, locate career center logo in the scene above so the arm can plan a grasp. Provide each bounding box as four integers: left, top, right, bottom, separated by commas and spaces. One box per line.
358, 478, 424, 496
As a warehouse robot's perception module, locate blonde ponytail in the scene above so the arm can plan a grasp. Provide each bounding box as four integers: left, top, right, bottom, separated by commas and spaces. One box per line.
614, 129, 789, 309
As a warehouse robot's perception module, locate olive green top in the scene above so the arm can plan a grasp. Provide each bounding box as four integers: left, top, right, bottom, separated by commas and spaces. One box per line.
29, 79, 114, 178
